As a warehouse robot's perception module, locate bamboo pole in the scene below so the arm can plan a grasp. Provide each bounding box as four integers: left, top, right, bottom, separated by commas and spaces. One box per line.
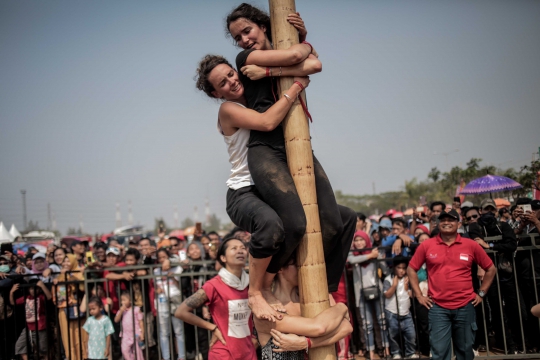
268, 1, 335, 359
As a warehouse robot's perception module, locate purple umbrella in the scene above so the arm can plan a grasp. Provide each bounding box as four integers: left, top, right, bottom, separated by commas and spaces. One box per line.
459, 175, 522, 195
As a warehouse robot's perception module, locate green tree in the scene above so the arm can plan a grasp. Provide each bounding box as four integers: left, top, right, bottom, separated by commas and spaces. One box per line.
180, 217, 194, 229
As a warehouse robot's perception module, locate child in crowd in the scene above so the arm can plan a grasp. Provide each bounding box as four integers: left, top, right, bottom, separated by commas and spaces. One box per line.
154, 248, 185, 360
115, 291, 145, 360
10, 279, 52, 360
383, 257, 417, 359
83, 296, 115, 360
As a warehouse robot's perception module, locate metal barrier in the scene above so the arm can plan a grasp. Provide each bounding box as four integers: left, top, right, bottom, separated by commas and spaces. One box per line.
346, 233, 540, 359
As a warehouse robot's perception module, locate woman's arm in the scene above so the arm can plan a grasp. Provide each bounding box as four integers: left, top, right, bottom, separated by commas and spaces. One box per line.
271, 317, 353, 352
245, 43, 313, 67
256, 302, 348, 338
219, 78, 309, 133
241, 55, 322, 81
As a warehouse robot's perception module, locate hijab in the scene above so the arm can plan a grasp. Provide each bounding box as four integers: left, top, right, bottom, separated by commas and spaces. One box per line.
352, 230, 373, 268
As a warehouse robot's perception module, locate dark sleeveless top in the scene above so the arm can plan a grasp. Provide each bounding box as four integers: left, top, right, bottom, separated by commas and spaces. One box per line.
254, 325, 305, 360
236, 49, 285, 150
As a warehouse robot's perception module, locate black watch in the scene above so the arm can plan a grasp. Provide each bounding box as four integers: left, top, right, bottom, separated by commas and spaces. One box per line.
478, 290, 485, 298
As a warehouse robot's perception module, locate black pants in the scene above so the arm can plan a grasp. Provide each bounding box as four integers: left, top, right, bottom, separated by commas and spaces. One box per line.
228, 145, 356, 292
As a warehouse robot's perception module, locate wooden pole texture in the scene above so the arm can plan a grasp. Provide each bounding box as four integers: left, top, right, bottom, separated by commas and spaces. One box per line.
268, 1, 336, 360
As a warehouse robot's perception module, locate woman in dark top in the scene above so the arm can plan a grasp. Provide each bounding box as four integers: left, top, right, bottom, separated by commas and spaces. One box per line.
225, 3, 357, 320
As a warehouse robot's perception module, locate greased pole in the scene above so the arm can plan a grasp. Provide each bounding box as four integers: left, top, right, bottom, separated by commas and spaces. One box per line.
268, 1, 336, 359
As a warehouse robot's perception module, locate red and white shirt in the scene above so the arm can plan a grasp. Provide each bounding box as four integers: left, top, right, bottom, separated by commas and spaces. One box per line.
16, 294, 47, 331
409, 234, 493, 309
202, 276, 256, 360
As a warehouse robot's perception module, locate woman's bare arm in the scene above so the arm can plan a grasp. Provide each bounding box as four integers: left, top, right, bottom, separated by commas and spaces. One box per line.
174, 289, 214, 330
241, 55, 322, 81
245, 43, 313, 67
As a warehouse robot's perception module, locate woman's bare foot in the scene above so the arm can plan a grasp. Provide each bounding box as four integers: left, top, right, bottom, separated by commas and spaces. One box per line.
249, 291, 284, 322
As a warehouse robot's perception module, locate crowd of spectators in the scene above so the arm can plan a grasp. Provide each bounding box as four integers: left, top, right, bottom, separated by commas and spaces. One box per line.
0, 197, 539, 360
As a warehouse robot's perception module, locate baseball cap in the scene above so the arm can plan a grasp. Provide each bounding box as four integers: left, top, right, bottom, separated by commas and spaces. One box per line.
32, 253, 46, 260
438, 209, 460, 221
531, 200, 540, 211
480, 199, 497, 211
461, 201, 473, 209
379, 218, 392, 230
106, 247, 120, 256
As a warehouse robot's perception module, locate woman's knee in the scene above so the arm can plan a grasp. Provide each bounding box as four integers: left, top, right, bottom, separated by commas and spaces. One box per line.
284, 212, 307, 242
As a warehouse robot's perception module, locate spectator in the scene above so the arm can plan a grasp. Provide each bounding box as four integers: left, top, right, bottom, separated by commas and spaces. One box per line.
356, 212, 367, 231
46, 244, 58, 265
30, 253, 51, 283
10, 279, 52, 360
429, 201, 446, 218
411, 233, 430, 357
200, 235, 212, 258
42, 247, 67, 280
498, 207, 511, 222
154, 248, 186, 360
207, 231, 221, 245
114, 291, 145, 360
139, 237, 157, 265
388, 218, 415, 257
175, 238, 256, 360
83, 296, 115, 360
347, 231, 390, 359
70, 239, 86, 268
383, 257, 417, 359
169, 236, 187, 262
408, 209, 496, 360
472, 198, 524, 353
53, 253, 86, 360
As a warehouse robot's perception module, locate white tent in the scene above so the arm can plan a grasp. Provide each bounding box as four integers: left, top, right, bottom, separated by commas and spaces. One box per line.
9, 224, 22, 239
0, 222, 14, 243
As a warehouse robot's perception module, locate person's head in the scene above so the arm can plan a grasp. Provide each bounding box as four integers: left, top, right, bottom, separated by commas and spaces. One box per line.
62, 254, 78, 271
277, 254, 298, 287
105, 247, 120, 266
379, 218, 392, 238
430, 201, 446, 217
195, 54, 243, 102
187, 242, 204, 261
438, 210, 460, 236
216, 238, 247, 269
32, 253, 48, 273
27, 279, 42, 297
391, 218, 406, 235
93, 242, 108, 262
124, 248, 140, 266
120, 291, 132, 308
393, 257, 408, 278
208, 231, 220, 243
70, 240, 85, 255
25, 254, 33, 269
156, 248, 170, 265
0, 255, 12, 273
53, 247, 68, 266
352, 231, 369, 250
356, 212, 366, 231
415, 233, 430, 244
371, 228, 380, 243
480, 199, 497, 215
498, 207, 510, 219
414, 224, 430, 237
88, 296, 103, 318
27, 247, 38, 255
226, 3, 272, 50
200, 235, 211, 254
91, 284, 106, 299
168, 237, 180, 255
530, 200, 540, 221
46, 244, 58, 263
465, 207, 480, 224
138, 238, 152, 256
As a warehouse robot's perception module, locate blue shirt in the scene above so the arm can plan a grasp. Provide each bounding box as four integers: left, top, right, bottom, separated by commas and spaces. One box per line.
381, 234, 415, 258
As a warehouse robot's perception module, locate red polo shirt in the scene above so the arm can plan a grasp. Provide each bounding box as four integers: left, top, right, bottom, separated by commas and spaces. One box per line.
409, 234, 493, 310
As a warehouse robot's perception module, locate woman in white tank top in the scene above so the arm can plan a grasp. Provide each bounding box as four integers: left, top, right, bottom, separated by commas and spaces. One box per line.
194, 54, 310, 323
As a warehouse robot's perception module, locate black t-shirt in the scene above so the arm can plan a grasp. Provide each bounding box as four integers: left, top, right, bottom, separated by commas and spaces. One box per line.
236, 49, 285, 149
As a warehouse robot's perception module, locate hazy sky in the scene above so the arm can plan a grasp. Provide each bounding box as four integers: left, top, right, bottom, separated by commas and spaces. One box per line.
1, 1, 539, 234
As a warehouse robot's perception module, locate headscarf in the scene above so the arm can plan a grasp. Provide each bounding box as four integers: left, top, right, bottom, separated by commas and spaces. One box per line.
58, 254, 84, 287
31, 255, 49, 274
352, 231, 374, 268
415, 224, 430, 236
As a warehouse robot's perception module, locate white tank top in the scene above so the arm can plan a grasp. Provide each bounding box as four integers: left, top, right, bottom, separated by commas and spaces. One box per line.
218, 102, 255, 190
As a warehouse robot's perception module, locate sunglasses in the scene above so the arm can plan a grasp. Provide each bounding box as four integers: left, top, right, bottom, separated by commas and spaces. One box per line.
466, 214, 479, 221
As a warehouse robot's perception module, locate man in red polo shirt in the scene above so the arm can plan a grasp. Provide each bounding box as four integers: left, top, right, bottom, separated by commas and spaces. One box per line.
407, 209, 496, 360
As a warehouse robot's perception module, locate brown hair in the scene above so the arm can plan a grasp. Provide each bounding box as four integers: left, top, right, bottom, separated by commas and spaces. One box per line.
225, 3, 272, 43
195, 54, 234, 98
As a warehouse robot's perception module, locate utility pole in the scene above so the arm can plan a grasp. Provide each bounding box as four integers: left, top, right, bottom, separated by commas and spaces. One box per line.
269, 1, 334, 359
205, 198, 210, 227
47, 203, 52, 230
174, 206, 179, 228
20, 190, 27, 230
128, 200, 133, 226
52, 212, 57, 232
115, 202, 122, 228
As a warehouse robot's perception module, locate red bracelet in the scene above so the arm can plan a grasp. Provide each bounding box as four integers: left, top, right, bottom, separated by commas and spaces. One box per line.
306, 336, 312, 349
302, 40, 313, 53
265, 67, 270, 77
294, 81, 305, 92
